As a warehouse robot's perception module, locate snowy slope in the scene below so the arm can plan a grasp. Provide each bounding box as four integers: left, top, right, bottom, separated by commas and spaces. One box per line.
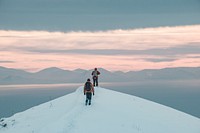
1, 87, 200, 133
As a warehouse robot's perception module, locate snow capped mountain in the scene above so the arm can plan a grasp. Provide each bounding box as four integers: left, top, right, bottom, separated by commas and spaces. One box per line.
0, 66, 35, 84
1, 87, 200, 133
73, 68, 87, 73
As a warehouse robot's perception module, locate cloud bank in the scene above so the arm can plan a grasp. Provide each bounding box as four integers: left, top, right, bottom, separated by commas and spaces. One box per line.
0, 25, 200, 71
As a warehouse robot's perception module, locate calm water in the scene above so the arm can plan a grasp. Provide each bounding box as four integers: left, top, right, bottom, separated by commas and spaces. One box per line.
0, 80, 200, 118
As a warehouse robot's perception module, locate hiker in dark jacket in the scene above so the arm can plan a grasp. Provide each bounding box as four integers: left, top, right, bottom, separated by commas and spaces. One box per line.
91, 68, 100, 87
84, 78, 94, 105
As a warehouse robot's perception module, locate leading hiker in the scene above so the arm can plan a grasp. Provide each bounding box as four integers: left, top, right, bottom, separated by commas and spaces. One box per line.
84, 78, 94, 106
91, 68, 100, 87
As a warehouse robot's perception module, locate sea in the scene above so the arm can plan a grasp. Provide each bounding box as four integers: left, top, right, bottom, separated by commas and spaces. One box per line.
0, 80, 200, 118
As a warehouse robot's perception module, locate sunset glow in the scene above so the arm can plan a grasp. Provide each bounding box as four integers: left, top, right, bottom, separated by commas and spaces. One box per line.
0, 25, 200, 72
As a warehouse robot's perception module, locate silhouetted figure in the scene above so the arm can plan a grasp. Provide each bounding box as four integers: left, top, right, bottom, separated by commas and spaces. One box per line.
91, 68, 100, 87
84, 78, 94, 105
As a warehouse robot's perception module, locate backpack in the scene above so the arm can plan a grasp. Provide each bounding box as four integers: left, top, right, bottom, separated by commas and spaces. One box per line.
85, 82, 92, 91
92, 70, 100, 77
97, 71, 100, 75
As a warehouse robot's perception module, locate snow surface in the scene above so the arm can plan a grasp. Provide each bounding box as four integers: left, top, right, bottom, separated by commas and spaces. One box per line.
1, 87, 200, 133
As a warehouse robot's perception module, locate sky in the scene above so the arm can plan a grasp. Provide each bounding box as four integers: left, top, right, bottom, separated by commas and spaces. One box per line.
1, 26, 200, 72
0, 0, 200, 31
0, 0, 200, 72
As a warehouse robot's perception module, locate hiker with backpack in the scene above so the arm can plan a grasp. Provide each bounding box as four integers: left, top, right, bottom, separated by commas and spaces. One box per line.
91, 68, 100, 87
84, 78, 94, 105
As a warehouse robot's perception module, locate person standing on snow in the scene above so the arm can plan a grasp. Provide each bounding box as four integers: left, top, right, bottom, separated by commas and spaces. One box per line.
84, 78, 94, 105
91, 68, 100, 87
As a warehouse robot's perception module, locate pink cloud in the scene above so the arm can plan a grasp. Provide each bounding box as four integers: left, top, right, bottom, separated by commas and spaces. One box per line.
0, 25, 200, 71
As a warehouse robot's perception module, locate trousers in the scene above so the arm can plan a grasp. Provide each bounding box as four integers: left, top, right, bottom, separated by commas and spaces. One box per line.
93, 76, 98, 86
85, 92, 92, 104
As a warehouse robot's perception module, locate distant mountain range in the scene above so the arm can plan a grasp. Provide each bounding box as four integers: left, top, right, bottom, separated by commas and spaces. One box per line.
0, 66, 200, 84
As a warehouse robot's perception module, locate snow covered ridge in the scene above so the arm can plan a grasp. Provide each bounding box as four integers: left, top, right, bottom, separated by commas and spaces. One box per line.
1, 87, 200, 133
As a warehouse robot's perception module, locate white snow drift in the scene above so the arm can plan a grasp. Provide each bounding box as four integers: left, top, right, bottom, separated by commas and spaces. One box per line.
1, 87, 200, 133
